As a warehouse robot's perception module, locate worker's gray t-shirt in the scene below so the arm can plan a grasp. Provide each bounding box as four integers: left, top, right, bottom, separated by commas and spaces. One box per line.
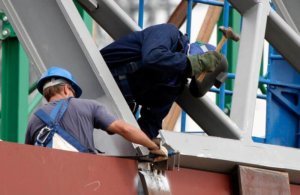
25, 98, 117, 151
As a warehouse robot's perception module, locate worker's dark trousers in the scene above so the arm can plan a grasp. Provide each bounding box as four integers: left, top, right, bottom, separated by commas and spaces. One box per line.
111, 64, 174, 139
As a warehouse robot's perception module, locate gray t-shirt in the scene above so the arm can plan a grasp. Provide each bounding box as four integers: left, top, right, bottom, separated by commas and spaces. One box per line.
25, 98, 117, 151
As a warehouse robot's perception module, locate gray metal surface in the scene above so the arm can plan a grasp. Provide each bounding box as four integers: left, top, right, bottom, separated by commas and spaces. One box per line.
0, 0, 136, 156
161, 131, 300, 184
273, 0, 300, 34
230, 1, 270, 139
266, 10, 300, 72
228, 0, 256, 14
228, 0, 300, 72
176, 88, 242, 139
78, 0, 140, 39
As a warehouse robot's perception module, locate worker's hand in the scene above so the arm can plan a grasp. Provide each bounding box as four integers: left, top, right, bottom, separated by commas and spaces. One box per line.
149, 138, 168, 158
187, 51, 222, 78
149, 145, 168, 157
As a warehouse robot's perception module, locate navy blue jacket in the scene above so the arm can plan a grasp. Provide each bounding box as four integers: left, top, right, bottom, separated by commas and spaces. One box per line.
100, 24, 190, 107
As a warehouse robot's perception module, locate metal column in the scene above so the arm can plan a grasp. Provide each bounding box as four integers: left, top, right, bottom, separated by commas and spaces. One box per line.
0, 17, 29, 143
230, 1, 270, 140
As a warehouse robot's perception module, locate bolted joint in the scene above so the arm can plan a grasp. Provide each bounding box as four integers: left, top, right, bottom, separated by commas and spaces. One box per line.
2, 15, 8, 22
1, 29, 11, 40
2, 29, 10, 36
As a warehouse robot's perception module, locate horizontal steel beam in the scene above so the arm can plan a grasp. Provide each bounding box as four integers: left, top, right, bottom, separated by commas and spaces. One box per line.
161, 130, 300, 184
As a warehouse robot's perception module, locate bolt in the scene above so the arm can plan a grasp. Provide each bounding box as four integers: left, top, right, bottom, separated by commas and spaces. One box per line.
2, 29, 9, 37
224, 107, 230, 114
2, 16, 8, 22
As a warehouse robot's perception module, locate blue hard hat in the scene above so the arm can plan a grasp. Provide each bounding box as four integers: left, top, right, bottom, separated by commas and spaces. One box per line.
189, 41, 216, 55
37, 67, 82, 98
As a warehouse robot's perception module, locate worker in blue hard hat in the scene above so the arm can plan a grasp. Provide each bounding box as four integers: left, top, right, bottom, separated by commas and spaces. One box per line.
26, 67, 168, 157
100, 23, 228, 139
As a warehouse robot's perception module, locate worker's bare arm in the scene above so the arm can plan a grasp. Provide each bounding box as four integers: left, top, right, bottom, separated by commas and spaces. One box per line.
107, 119, 159, 150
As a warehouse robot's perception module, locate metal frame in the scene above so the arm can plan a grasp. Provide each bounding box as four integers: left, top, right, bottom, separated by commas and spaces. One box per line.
161, 130, 300, 184
230, 0, 270, 140
1, 0, 300, 183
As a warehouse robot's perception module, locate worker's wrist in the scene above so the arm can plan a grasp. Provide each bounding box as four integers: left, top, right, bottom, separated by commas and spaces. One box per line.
148, 145, 160, 151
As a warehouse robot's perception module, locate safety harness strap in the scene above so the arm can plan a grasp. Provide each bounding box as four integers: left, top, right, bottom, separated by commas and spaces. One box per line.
34, 98, 89, 153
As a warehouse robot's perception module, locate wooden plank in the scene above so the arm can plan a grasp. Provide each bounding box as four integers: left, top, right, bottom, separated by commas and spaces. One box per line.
163, 2, 224, 131
236, 166, 291, 195
197, 3, 224, 41
167, 0, 196, 28
163, 103, 182, 130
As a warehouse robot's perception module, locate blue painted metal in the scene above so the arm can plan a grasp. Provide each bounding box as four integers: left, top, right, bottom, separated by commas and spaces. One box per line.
192, 0, 224, 7
186, 0, 193, 38
265, 47, 300, 148
180, 0, 194, 133
181, 112, 187, 132
252, 136, 265, 143
227, 73, 300, 90
210, 88, 266, 100
218, 0, 230, 111
138, 0, 144, 28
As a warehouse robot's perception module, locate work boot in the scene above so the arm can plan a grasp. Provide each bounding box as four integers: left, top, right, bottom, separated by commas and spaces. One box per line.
188, 52, 228, 98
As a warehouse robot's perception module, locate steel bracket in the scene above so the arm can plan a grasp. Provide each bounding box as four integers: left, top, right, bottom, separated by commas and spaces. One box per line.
269, 86, 300, 116
0, 13, 16, 40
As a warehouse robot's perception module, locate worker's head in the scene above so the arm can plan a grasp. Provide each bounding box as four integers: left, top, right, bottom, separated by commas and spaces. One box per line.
189, 41, 216, 56
37, 67, 82, 101
188, 42, 221, 78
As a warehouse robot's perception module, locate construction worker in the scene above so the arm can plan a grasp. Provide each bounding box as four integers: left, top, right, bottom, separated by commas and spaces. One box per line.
100, 23, 228, 139
25, 67, 167, 157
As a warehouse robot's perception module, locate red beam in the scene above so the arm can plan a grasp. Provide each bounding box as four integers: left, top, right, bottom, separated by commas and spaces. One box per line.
1, 141, 300, 194
166, 168, 232, 195
0, 141, 138, 195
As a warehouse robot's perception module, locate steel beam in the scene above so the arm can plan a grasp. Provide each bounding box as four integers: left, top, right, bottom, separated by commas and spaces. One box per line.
230, 1, 270, 140
228, 0, 300, 73
161, 130, 300, 184
176, 88, 242, 139
228, 0, 256, 14
265, 10, 300, 72
0, 141, 139, 194
77, 0, 140, 39
272, 0, 299, 34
